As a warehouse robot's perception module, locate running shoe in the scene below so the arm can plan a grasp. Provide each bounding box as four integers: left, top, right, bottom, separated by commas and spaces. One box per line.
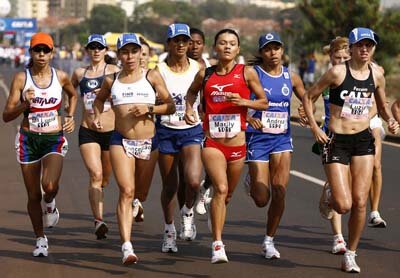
195, 180, 211, 215
262, 239, 280, 259
132, 199, 144, 222
368, 211, 387, 228
179, 208, 197, 241
319, 182, 333, 220
122, 242, 138, 265
94, 220, 108, 240
243, 172, 251, 196
161, 230, 178, 253
43, 207, 59, 228
211, 241, 228, 264
341, 251, 360, 273
33, 236, 48, 257
332, 236, 347, 255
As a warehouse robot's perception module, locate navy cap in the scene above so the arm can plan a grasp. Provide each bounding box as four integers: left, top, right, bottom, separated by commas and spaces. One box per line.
86, 34, 107, 47
349, 27, 378, 45
117, 33, 142, 50
167, 23, 191, 39
258, 32, 283, 49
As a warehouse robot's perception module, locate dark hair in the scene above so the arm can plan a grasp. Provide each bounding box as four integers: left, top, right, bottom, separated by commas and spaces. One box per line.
139, 36, 150, 49
213, 29, 240, 46
190, 28, 205, 42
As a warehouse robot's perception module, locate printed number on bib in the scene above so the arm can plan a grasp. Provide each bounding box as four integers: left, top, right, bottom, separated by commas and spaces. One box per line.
122, 138, 152, 160
341, 97, 372, 120
209, 114, 241, 138
261, 111, 288, 134
84, 92, 111, 113
28, 110, 59, 133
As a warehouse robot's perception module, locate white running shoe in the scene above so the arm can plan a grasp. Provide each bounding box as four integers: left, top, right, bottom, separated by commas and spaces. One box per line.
43, 207, 59, 228
243, 172, 251, 196
341, 251, 360, 273
262, 240, 281, 259
195, 180, 211, 215
161, 230, 178, 253
211, 241, 228, 264
132, 199, 144, 222
179, 208, 197, 241
319, 182, 333, 220
33, 236, 48, 257
368, 211, 387, 228
332, 236, 347, 255
94, 220, 108, 240
121, 242, 138, 265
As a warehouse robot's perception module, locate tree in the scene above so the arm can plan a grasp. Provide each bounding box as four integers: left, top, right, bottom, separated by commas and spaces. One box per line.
88, 4, 126, 34
298, 0, 400, 72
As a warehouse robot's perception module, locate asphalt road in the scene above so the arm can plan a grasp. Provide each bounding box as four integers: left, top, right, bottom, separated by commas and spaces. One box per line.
0, 65, 399, 277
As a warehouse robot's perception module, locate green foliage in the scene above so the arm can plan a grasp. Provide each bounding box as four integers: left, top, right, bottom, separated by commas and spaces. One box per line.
88, 4, 126, 34
298, 0, 400, 73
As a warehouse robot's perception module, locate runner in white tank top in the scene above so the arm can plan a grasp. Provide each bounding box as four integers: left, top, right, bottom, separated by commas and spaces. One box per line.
92, 33, 175, 265
156, 23, 205, 253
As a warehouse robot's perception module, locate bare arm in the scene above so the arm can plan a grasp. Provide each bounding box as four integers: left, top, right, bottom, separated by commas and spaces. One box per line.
374, 69, 399, 134
57, 70, 78, 133
391, 99, 400, 123
2, 72, 30, 122
302, 66, 340, 143
92, 74, 113, 129
146, 69, 176, 115
184, 68, 205, 125
236, 66, 268, 110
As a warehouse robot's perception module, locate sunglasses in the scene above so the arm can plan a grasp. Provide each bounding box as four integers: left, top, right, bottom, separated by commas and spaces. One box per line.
87, 44, 106, 51
31, 46, 53, 54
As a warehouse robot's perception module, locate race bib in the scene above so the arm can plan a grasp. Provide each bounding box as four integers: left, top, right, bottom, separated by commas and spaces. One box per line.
209, 114, 241, 138
83, 92, 111, 113
28, 110, 59, 133
261, 111, 288, 134
122, 138, 152, 160
341, 97, 372, 120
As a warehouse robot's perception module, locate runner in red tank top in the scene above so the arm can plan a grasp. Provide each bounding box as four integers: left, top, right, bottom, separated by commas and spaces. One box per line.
185, 29, 268, 264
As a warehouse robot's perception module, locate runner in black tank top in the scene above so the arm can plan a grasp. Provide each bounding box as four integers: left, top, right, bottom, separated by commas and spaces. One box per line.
71, 34, 120, 240
302, 27, 399, 273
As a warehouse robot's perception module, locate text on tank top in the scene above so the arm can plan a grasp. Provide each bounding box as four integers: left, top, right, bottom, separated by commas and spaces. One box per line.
111, 71, 156, 106
22, 68, 63, 133
79, 64, 111, 113
247, 65, 292, 134
329, 62, 375, 120
157, 58, 200, 129
203, 64, 250, 138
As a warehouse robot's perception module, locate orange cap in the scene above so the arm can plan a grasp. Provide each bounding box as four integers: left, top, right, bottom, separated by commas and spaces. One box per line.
30, 32, 54, 49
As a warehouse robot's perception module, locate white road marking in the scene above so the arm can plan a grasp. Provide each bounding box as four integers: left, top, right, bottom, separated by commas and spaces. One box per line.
290, 170, 325, 186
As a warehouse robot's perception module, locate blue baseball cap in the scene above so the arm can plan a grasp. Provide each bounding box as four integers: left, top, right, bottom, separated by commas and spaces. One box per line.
167, 23, 191, 39
348, 27, 379, 45
86, 34, 107, 48
117, 33, 142, 50
258, 32, 283, 49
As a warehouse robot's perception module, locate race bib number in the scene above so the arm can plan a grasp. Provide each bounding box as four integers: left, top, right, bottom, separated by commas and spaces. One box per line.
341, 97, 372, 120
122, 138, 152, 160
28, 110, 59, 133
83, 92, 110, 113
261, 111, 288, 134
209, 114, 241, 138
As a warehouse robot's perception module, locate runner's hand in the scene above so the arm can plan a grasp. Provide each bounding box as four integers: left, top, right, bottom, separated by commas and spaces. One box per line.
129, 104, 148, 117
248, 117, 263, 130
388, 118, 399, 134
23, 86, 35, 105
312, 126, 329, 144
63, 116, 75, 133
92, 117, 103, 130
184, 108, 198, 125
